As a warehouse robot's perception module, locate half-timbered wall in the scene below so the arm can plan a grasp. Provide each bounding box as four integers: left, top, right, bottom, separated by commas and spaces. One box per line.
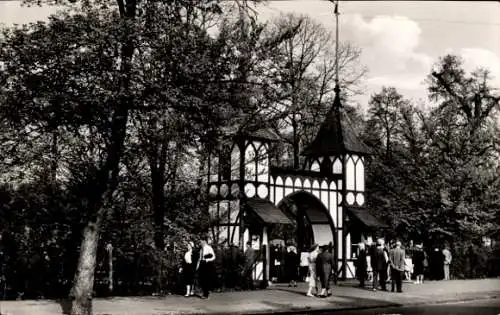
207, 139, 366, 278
269, 175, 343, 261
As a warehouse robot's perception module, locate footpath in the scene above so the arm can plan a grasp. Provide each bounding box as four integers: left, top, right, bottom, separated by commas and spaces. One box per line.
0, 278, 499, 315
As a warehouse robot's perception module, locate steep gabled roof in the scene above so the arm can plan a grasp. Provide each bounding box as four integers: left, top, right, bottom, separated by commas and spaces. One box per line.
302, 93, 370, 157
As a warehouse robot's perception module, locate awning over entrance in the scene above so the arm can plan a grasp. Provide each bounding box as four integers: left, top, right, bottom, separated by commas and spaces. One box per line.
347, 207, 389, 229
245, 198, 293, 225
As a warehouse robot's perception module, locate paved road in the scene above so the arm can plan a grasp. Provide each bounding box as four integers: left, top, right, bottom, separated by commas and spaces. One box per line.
319, 298, 500, 315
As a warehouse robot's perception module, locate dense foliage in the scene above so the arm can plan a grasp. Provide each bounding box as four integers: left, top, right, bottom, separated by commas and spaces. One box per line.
363, 55, 500, 276
0, 0, 499, 311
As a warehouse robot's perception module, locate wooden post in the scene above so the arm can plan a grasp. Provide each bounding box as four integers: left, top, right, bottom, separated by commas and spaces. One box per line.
106, 243, 113, 293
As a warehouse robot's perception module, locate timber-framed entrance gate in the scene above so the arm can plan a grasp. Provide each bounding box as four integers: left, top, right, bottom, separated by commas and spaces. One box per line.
205, 90, 389, 282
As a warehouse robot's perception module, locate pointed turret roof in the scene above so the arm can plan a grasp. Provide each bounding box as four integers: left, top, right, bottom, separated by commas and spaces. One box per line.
301, 90, 370, 157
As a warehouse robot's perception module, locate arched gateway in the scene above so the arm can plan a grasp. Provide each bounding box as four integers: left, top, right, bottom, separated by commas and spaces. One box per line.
206, 92, 388, 283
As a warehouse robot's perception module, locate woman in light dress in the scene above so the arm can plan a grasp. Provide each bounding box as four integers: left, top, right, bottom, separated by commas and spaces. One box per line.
306, 244, 320, 297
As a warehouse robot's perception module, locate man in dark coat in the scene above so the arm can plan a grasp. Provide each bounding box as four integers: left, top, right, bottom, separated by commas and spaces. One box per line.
371, 239, 388, 291
356, 242, 368, 288
284, 246, 299, 287
389, 240, 405, 293
318, 244, 334, 297
430, 247, 444, 280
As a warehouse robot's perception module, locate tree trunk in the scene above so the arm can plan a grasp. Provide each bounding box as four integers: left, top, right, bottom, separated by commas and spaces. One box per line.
70, 220, 101, 315
69, 2, 135, 314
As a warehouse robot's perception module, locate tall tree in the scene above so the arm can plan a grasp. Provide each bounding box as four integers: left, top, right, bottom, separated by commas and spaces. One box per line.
366, 87, 411, 158
265, 13, 366, 168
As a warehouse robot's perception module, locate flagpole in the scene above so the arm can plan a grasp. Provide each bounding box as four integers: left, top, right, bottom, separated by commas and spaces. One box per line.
335, 0, 340, 88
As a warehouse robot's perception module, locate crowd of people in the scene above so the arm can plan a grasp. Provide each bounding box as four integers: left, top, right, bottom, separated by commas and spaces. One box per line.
178, 237, 457, 299
279, 238, 455, 296
354, 239, 453, 292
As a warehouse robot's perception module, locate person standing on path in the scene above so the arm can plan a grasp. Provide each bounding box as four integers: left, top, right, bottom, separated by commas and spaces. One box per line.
371, 239, 389, 291
181, 241, 195, 297
284, 245, 299, 287
299, 249, 309, 282
442, 245, 452, 280
356, 242, 368, 288
197, 239, 216, 299
412, 243, 425, 284
318, 244, 334, 297
306, 244, 320, 297
389, 241, 405, 293
430, 247, 444, 280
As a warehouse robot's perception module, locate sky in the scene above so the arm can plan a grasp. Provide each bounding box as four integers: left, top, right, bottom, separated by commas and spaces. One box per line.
1, 0, 499, 110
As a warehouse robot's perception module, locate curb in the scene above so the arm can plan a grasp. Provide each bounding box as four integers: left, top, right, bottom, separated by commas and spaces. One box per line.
243, 293, 500, 315
170, 292, 500, 315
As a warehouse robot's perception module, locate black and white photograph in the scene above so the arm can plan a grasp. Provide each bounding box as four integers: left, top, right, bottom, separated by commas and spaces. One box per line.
0, 0, 499, 314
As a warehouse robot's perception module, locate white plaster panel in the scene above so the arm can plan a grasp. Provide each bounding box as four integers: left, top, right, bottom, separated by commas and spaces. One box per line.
269, 184, 275, 204
275, 185, 284, 205
321, 180, 328, 190
346, 232, 351, 259
329, 181, 337, 191
311, 224, 334, 246
245, 183, 256, 198
262, 226, 268, 245
320, 190, 328, 213
338, 206, 343, 228
346, 192, 355, 205
209, 185, 218, 198
337, 230, 343, 259
303, 179, 311, 191
312, 189, 320, 199
312, 180, 320, 190
311, 160, 320, 171
294, 177, 302, 188
356, 193, 365, 206
355, 159, 365, 192
332, 159, 342, 174
346, 156, 355, 190
243, 228, 250, 247
346, 261, 355, 279
257, 184, 268, 198
329, 191, 337, 227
